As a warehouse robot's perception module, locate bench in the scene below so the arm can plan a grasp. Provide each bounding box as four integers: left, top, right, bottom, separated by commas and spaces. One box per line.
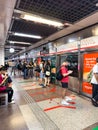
0, 93, 8, 107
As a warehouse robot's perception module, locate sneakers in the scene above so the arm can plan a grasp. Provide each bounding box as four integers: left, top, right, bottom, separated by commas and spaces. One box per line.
42, 85, 46, 88
8, 100, 15, 104
65, 96, 72, 102
61, 100, 69, 105
39, 84, 44, 86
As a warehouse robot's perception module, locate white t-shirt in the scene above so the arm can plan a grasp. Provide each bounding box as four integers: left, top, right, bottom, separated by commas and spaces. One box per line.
91, 63, 98, 84
39, 63, 43, 72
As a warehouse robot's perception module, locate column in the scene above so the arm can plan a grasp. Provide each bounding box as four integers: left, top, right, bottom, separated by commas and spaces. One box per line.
0, 46, 4, 65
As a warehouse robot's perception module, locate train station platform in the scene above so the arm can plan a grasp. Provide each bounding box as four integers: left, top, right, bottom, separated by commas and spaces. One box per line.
0, 76, 98, 130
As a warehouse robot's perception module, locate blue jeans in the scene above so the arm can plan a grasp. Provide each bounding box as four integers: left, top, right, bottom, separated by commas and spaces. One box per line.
92, 83, 98, 101
23, 69, 28, 79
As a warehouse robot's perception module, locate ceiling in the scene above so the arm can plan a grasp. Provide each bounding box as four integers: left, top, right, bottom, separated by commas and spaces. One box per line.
1, 0, 98, 58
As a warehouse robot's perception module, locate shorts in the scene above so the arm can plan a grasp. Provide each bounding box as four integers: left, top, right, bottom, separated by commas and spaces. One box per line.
40, 72, 44, 79
61, 82, 68, 88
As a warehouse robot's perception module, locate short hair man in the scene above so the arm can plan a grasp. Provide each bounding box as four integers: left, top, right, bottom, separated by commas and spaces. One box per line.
60, 59, 73, 105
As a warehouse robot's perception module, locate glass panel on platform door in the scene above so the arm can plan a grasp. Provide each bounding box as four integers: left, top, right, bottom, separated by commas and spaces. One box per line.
61, 54, 78, 77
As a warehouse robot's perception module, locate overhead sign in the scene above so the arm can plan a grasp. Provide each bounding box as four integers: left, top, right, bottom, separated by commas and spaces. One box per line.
40, 48, 49, 55
57, 36, 98, 52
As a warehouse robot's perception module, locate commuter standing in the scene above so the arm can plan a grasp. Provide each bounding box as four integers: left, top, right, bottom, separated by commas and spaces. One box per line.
28, 61, 34, 78
17, 60, 22, 76
34, 61, 40, 80
44, 60, 51, 87
10, 60, 16, 76
39, 60, 45, 86
22, 61, 28, 79
60, 60, 73, 105
91, 57, 98, 106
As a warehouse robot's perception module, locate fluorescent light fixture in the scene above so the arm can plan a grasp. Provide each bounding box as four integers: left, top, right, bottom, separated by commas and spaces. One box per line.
6, 49, 19, 52
68, 39, 75, 43
9, 41, 31, 45
22, 14, 63, 27
9, 48, 15, 53
96, 3, 98, 6
14, 33, 42, 39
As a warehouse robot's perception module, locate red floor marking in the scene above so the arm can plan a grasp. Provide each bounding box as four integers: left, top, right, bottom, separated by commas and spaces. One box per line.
68, 101, 76, 104
32, 83, 36, 86
50, 99, 76, 105
35, 96, 60, 102
69, 95, 76, 100
49, 99, 60, 105
44, 105, 76, 111
61, 105, 76, 109
30, 87, 56, 96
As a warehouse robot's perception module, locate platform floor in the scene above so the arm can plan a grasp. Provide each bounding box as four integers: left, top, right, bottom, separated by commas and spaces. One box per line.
0, 76, 98, 130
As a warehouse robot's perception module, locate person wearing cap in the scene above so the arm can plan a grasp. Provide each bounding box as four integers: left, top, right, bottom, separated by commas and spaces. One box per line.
91, 57, 98, 106
60, 59, 73, 105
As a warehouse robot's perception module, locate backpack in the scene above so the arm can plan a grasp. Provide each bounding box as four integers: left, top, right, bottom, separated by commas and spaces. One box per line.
35, 65, 41, 72
56, 69, 63, 81
87, 70, 93, 83
18, 63, 22, 70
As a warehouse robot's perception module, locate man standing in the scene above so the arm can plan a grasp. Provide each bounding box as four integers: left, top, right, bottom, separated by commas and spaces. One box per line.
60, 60, 73, 105
91, 57, 98, 106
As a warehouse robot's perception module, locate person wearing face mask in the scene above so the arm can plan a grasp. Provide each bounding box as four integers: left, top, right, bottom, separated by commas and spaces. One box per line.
0, 68, 14, 104
60, 59, 73, 105
0, 68, 7, 92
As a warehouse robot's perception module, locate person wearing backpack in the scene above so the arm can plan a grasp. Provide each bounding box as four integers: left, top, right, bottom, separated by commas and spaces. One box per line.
91, 57, 98, 107
60, 59, 73, 105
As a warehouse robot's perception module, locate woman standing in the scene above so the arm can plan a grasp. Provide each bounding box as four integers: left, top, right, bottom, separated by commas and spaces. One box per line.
44, 60, 51, 87
28, 61, 34, 78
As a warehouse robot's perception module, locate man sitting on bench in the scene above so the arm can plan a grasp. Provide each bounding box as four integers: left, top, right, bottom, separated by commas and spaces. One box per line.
0, 67, 14, 104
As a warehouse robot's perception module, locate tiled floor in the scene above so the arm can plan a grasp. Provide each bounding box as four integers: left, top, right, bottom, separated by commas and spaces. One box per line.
0, 76, 98, 130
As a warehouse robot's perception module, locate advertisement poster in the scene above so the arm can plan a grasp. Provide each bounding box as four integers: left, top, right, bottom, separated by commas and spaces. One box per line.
83, 52, 98, 95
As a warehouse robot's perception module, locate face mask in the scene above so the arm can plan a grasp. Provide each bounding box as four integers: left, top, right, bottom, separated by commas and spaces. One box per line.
2, 74, 5, 78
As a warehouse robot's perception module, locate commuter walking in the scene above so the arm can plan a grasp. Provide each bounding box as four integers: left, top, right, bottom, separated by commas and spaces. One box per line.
91, 57, 98, 106
60, 60, 73, 105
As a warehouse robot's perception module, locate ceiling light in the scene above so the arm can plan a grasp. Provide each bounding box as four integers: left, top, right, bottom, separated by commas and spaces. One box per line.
68, 39, 75, 43
22, 14, 63, 27
9, 41, 31, 45
96, 3, 98, 7
9, 48, 15, 53
14, 33, 42, 39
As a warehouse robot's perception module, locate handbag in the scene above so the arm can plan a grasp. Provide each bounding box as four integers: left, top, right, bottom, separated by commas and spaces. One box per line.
0, 86, 6, 92
46, 71, 50, 76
